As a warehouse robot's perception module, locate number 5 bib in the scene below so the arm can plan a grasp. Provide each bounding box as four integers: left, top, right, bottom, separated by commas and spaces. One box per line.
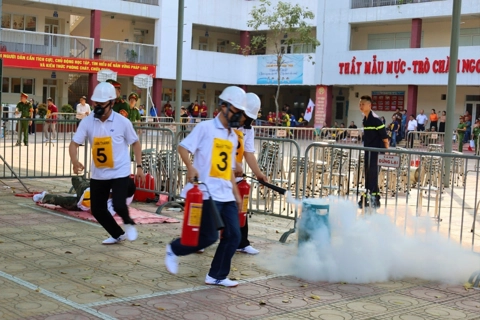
210, 138, 233, 180
92, 136, 114, 168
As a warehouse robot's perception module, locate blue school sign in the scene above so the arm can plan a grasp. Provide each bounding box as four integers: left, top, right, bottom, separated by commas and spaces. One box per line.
257, 54, 304, 85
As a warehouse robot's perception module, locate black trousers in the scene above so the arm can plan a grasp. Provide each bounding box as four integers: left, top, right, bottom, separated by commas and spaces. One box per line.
90, 176, 135, 239
364, 151, 379, 196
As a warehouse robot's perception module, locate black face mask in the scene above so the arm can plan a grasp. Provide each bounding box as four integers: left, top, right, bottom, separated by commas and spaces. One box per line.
227, 107, 244, 128
93, 102, 111, 119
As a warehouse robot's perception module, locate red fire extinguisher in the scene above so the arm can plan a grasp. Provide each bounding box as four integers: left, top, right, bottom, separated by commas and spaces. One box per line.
237, 178, 250, 228
180, 182, 204, 246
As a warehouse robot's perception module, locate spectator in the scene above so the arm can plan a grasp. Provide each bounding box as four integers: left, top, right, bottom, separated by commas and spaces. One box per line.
298, 112, 308, 126
380, 116, 386, 125
406, 114, 417, 148
429, 109, 438, 130
199, 100, 208, 118
164, 100, 173, 118
348, 121, 357, 129
139, 104, 145, 118
401, 110, 407, 139
457, 116, 467, 152
438, 111, 446, 133
472, 118, 480, 155
213, 108, 220, 118
44, 97, 58, 142
191, 100, 200, 117
463, 111, 472, 149
15, 92, 33, 146
28, 98, 37, 135
388, 115, 399, 147
393, 107, 402, 123
416, 109, 428, 131
76, 96, 91, 123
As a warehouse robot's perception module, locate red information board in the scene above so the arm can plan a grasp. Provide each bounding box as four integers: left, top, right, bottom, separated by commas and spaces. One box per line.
371, 91, 405, 111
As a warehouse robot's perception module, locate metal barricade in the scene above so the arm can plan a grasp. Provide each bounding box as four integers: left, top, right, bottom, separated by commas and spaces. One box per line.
247, 137, 301, 241
302, 143, 480, 252
405, 131, 446, 151
0, 118, 86, 179
134, 125, 176, 201
319, 128, 364, 146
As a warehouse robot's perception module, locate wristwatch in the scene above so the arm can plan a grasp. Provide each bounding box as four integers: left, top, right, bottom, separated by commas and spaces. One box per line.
136, 165, 142, 168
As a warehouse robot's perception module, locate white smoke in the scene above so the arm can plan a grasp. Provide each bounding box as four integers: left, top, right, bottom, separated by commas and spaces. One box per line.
259, 197, 480, 284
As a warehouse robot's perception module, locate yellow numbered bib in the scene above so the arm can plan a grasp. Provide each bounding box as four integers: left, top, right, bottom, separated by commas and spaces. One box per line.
210, 138, 233, 180
92, 136, 114, 168
233, 129, 245, 163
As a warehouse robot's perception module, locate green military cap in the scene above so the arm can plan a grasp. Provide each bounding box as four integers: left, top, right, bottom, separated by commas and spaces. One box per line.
105, 79, 121, 88
20, 92, 28, 98
128, 92, 139, 101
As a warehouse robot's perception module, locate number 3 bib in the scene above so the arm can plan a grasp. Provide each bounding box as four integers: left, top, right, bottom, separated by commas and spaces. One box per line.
210, 138, 233, 180
92, 136, 114, 168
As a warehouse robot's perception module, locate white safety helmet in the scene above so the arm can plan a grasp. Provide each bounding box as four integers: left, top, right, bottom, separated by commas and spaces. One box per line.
219, 86, 247, 111
245, 93, 261, 120
91, 82, 116, 103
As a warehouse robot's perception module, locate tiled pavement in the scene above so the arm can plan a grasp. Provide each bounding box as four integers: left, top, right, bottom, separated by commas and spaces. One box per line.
1, 178, 480, 320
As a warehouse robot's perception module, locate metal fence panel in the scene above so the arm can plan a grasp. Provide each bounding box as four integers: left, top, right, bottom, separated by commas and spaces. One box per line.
302, 143, 480, 252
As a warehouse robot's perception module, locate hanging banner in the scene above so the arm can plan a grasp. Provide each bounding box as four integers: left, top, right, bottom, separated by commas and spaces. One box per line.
314, 85, 327, 128
0, 52, 156, 77
257, 54, 304, 85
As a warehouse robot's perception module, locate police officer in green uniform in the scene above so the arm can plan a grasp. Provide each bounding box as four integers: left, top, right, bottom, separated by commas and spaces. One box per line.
106, 79, 129, 114
127, 92, 142, 124
15, 92, 33, 146
359, 95, 389, 208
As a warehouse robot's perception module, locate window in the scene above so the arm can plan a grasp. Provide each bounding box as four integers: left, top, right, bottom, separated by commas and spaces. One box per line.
281, 40, 315, 54
199, 37, 208, 51
1, 13, 36, 31
2, 77, 35, 94
182, 89, 190, 103
2, 78, 9, 93
217, 39, 228, 53
367, 32, 415, 50
162, 88, 175, 102
459, 28, 480, 46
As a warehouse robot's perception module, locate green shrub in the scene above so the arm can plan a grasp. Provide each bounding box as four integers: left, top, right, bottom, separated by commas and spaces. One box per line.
37, 103, 47, 118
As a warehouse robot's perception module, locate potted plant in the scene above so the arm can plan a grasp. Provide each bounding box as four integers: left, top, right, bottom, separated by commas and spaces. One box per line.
61, 104, 75, 120
37, 103, 47, 122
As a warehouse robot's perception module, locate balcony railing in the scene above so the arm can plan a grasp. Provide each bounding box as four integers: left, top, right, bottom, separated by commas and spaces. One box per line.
122, 0, 159, 5
100, 39, 157, 65
352, 0, 445, 9
0, 29, 93, 59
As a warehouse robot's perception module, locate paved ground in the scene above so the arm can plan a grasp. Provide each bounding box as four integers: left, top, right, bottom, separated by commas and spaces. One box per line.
1, 177, 480, 320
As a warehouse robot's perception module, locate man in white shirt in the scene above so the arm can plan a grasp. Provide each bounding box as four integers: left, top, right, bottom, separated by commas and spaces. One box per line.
76, 96, 91, 121
407, 114, 418, 148
416, 109, 428, 132
165, 86, 245, 287
69, 82, 146, 245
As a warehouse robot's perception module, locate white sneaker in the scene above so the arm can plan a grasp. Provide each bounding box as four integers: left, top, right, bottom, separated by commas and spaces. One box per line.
102, 234, 126, 245
205, 274, 238, 287
43, 138, 49, 142
196, 248, 205, 254
50, 139, 57, 142
33, 191, 47, 203
236, 245, 260, 255
165, 244, 178, 274
124, 224, 138, 241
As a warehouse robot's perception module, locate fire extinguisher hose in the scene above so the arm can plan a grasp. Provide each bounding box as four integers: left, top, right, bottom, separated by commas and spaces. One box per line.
195, 178, 225, 230
244, 175, 287, 195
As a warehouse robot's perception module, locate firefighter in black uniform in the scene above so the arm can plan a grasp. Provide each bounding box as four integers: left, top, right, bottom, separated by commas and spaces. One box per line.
359, 95, 389, 208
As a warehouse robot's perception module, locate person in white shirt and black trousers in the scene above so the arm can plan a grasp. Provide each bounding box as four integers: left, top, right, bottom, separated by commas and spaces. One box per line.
69, 82, 146, 245
416, 109, 428, 132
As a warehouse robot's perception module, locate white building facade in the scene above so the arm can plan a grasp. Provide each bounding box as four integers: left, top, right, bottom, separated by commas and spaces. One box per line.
1, 0, 479, 124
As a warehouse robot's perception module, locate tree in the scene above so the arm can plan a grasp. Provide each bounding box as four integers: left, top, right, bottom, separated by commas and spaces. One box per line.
235, 0, 320, 121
